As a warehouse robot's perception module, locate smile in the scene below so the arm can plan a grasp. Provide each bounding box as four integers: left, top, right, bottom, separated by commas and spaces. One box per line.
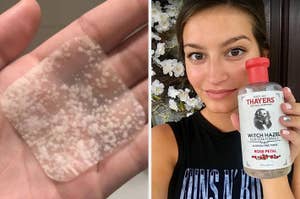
204, 89, 237, 99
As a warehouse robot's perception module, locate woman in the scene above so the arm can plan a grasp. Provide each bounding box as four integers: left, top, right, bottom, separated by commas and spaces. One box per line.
152, 0, 300, 198
0, 0, 148, 198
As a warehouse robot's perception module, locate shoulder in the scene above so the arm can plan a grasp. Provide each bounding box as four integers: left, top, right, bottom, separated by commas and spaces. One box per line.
152, 124, 178, 198
152, 113, 198, 164
152, 114, 198, 147
152, 124, 178, 165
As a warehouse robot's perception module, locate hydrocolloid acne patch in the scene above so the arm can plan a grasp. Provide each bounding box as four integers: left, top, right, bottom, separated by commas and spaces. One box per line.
0, 36, 146, 182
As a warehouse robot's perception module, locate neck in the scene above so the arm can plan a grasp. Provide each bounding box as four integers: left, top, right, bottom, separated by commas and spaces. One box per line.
200, 108, 237, 132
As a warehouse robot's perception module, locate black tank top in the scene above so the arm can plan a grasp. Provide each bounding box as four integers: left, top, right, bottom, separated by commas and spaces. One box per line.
167, 111, 293, 199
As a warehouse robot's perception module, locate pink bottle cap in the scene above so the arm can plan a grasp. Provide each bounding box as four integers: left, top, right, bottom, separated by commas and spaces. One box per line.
246, 57, 269, 83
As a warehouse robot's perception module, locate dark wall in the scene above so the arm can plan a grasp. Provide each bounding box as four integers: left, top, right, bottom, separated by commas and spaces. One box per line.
287, 0, 300, 101
267, 0, 300, 101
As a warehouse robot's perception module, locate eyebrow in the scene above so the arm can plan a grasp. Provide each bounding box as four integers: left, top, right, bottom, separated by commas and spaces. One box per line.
183, 35, 251, 50
221, 35, 251, 47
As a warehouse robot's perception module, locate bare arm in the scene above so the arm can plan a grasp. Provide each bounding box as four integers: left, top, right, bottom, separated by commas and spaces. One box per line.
152, 124, 178, 199
292, 155, 300, 198
256, 153, 300, 199
260, 155, 300, 199
261, 176, 294, 199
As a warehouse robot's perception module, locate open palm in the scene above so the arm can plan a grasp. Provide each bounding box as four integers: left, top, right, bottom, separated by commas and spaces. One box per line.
0, 0, 148, 198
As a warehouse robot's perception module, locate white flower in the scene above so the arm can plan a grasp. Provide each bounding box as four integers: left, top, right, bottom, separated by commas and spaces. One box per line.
151, 49, 155, 56
162, 64, 174, 76
151, 0, 199, 121
167, 0, 179, 5
186, 112, 194, 117
151, 80, 165, 96
173, 61, 185, 77
194, 96, 203, 109
158, 59, 184, 77
169, 99, 178, 111
152, 32, 161, 41
184, 102, 193, 112
168, 86, 180, 98
194, 96, 204, 109
184, 97, 203, 112
155, 42, 166, 57
185, 98, 196, 109
153, 57, 161, 65
155, 12, 171, 33
160, 59, 174, 76
186, 97, 203, 110
151, 1, 162, 25
165, 4, 179, 18
178, 88, 190, 102
151, 69, 156, 76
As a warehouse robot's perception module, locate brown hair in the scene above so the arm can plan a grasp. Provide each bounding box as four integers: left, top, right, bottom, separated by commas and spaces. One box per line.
176, 0, 269, 61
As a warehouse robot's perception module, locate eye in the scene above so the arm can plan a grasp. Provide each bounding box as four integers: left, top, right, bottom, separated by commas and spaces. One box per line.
227, 48, 246, 57
187, 52, 205, 63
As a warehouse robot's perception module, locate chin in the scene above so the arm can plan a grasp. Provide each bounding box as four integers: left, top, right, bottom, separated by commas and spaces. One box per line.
204, 100, 238, 114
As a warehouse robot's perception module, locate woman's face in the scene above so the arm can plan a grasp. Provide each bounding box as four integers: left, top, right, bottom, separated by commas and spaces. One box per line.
183, 5, 261, 114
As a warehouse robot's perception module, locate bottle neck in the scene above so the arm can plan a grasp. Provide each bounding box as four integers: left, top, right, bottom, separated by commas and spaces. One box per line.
247, 66, 269, 84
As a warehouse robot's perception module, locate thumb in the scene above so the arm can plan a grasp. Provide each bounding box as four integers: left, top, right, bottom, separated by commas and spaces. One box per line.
0, 0, 41, 68
230, 111, 240, 131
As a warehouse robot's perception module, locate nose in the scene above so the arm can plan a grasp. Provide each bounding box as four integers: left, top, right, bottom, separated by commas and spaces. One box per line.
206, 57, 229, 84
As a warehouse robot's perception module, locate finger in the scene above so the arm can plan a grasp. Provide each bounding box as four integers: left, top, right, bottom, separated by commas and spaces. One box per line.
131, 79, 148, 117
230, 111, 240, 131
0, 54, 38, 93
0, 27, 148, 93
280, 115, 300, 130
283, 87, 296, 103
280, 129, 300, 161
281, 102, 300, 116
0, 35, 148, 92
0, 0, 41, 68
108, 27, 148, 88
0, 0, 147, 91
31, 0, 148, 60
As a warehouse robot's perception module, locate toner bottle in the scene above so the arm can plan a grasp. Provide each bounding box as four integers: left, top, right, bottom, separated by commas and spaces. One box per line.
238, 57, 292, 178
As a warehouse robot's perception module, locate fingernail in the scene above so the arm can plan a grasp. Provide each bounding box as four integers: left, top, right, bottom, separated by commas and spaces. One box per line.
281, 129, 290, 135
285, 103, 292, 110
282, 116, 291, 122
286, 87, 292, 93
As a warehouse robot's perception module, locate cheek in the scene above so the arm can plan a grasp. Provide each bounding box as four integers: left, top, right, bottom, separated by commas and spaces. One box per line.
228, 62, 248, 84
185, 66, 205, 88
185, 59, 253, 89
235, 69, 247, 82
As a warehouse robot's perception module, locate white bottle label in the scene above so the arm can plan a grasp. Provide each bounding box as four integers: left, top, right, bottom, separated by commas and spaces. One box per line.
238, 91, 291, 170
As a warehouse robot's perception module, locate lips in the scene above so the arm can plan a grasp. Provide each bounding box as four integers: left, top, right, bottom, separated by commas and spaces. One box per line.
204, 88, 237, 99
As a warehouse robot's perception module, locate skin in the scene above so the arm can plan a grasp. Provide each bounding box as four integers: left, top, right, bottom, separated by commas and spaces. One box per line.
152, 5, 300, 199
183, 5, 260, 132
0, 0, 148, 198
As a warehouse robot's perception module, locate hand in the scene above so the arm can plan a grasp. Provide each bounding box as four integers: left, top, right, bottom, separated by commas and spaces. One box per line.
279, 87, 300, 162
231, 87, 300, 162
0, 0, 148, 198
231, 87, 300, 198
